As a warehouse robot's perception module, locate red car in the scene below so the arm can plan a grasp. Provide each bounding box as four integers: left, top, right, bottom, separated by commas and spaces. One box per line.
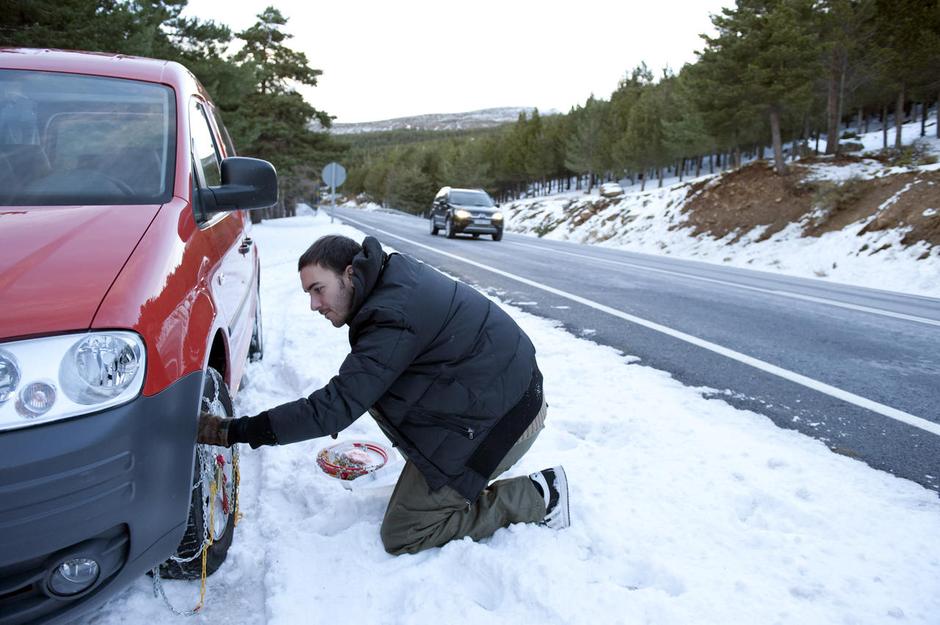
0, 48, 274, 624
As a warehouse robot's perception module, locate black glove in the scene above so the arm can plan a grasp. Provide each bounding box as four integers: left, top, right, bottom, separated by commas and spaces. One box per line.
197, 412, 232, 447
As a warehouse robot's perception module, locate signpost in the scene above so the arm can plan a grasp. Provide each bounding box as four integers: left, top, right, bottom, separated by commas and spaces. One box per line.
321, 162, 346, 224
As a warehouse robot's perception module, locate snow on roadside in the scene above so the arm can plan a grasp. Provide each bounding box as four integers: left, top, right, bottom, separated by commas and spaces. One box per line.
503, 117, 940, 298
87, 213, 940, 625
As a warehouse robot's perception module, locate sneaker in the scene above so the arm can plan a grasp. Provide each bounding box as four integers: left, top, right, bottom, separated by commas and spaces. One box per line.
529, 466, 570, 529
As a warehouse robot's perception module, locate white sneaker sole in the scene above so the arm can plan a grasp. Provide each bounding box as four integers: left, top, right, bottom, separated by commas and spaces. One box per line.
550, 466, 570, 529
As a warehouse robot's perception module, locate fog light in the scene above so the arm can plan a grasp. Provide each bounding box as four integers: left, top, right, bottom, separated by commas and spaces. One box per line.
17, 381, 56, 417
49, 558, 99, 596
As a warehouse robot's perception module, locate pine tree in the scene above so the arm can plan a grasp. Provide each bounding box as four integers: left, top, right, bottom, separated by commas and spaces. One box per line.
816, 0, 874, 154
564, 96, 608, 191
229, 7, 341, 217
870, 0, 940, 148
623, 81, 672, 188
662, 70, 712, 179
694, 0, 821, 175
608, 64, 654, 178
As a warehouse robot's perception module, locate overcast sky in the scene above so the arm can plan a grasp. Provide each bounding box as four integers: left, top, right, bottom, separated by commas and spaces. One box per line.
183, 0, 733, 124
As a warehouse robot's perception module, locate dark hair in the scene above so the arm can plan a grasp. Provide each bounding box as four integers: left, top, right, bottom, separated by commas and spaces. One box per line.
297, 235, 362, 274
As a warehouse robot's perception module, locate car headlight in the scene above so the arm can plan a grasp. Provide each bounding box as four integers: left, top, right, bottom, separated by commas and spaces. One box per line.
491, 212, 504, 221
454, 209, 472, 220
0, 350, 21, 403
0, 332, 146, 432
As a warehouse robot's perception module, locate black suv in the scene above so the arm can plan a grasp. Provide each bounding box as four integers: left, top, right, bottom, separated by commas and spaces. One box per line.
429, 187, 504, 241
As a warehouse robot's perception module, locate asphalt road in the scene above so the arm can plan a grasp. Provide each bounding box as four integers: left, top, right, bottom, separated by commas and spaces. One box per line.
332, 206, 940, 492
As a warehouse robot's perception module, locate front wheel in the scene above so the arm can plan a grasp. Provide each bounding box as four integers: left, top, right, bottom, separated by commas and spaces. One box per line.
429, 217, 439, 236
492, 229, 503, 241
445, 217, 456, 239
160, 367, 238, 580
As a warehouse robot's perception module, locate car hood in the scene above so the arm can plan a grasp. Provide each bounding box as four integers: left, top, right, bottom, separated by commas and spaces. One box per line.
0, 204, 161, 339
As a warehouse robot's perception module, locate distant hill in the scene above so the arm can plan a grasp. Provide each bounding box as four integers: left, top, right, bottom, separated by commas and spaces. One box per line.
315, 107, 554, 135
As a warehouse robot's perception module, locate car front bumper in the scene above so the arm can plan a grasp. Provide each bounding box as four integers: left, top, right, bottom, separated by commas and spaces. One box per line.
453, 219, 502, 235
0, 370, 203, 625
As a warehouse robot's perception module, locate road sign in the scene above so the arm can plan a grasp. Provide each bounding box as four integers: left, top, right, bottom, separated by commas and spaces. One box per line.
321, 162, 346, 224
322, 162, 346, 189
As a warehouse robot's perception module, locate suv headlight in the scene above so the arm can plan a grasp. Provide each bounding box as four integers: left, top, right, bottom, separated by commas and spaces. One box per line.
492, 212, 504, 221
0, 332, 146, 432
453, 209, 472, 220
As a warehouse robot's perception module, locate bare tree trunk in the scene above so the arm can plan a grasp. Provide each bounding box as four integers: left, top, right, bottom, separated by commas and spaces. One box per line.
857, 108, 863, 133
922, 102, 927, 137
882, 105, 888, 149
734, 145, 742, 168
695, 156, 702, 178
658, 167, 664, 188
770, 108, 788, 175
895, 85, 905, 149
814, 131, 820, 154
640, 171, 646, 192
825, 50, 840, 154
678, 158, 684, 182
836, 54, 847, 141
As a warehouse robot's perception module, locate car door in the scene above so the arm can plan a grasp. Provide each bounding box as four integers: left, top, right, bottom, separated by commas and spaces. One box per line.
189, 99, 254, 363
431, 190, 443, 222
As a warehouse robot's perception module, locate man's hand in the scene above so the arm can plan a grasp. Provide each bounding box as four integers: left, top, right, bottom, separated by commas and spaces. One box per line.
197, 412, 232, 447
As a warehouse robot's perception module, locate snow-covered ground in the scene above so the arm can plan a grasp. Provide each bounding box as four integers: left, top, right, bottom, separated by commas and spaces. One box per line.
503, 116, 940, 298
87, 212, 940, 625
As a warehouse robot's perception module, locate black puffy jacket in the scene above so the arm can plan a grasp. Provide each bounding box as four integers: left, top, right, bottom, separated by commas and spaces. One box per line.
266, 237, 540, 501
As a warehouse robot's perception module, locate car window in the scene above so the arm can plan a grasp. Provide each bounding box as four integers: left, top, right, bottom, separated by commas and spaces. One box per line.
449, 190, 493, 207
0, 69, 175, 206
209, 104, 236, 157
190, 100, 221, 188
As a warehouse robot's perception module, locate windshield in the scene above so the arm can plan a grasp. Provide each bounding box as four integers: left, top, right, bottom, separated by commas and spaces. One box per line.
450, 190, 493, 207
0, 69, 176, 206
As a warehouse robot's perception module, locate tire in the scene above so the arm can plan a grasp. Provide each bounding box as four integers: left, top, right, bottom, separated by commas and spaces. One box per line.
445, 217, 456, 239
429, 217, 439, 236
472, 233, 480, 239
159, 367, 238, 580
248, 290, 263, 362
492, 228, 503, 242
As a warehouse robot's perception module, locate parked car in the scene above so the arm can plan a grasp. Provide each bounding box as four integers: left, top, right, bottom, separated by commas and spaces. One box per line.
0, 48, 275, 624
599, 182, 624, 198
429, 186, 504, 241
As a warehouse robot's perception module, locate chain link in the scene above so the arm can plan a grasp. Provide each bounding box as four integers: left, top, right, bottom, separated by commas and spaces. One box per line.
151, 368, 241, 616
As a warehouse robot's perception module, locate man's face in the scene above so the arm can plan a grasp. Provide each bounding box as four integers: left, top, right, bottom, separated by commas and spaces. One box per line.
300, 263, 355, 327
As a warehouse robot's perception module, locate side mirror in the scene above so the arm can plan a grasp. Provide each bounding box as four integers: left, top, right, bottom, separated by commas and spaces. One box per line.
199, 157, 278, 211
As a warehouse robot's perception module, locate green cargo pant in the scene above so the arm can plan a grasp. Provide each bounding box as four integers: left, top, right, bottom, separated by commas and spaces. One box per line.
379, 402, 547, 555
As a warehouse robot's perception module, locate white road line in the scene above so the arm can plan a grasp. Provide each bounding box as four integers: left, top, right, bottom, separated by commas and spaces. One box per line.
509, 240, 940, 328
340, 214, 940, 437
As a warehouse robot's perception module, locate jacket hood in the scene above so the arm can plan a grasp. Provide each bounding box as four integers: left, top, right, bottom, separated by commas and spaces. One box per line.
0, 204, 160, 339
348, 236, 387, 319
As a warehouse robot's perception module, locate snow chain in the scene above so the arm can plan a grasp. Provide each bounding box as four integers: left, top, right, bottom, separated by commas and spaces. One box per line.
151, 442, 240, 616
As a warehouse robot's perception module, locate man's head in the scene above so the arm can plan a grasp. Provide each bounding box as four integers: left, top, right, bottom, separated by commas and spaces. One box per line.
297, 235, 362, 327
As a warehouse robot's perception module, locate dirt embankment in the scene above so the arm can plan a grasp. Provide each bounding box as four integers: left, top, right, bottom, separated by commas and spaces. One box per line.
681, 157, 940, 255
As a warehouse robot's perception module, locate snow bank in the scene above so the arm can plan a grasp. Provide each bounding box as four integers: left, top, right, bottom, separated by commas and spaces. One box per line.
504, 118, 940, 298
87, 212, 940, 625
